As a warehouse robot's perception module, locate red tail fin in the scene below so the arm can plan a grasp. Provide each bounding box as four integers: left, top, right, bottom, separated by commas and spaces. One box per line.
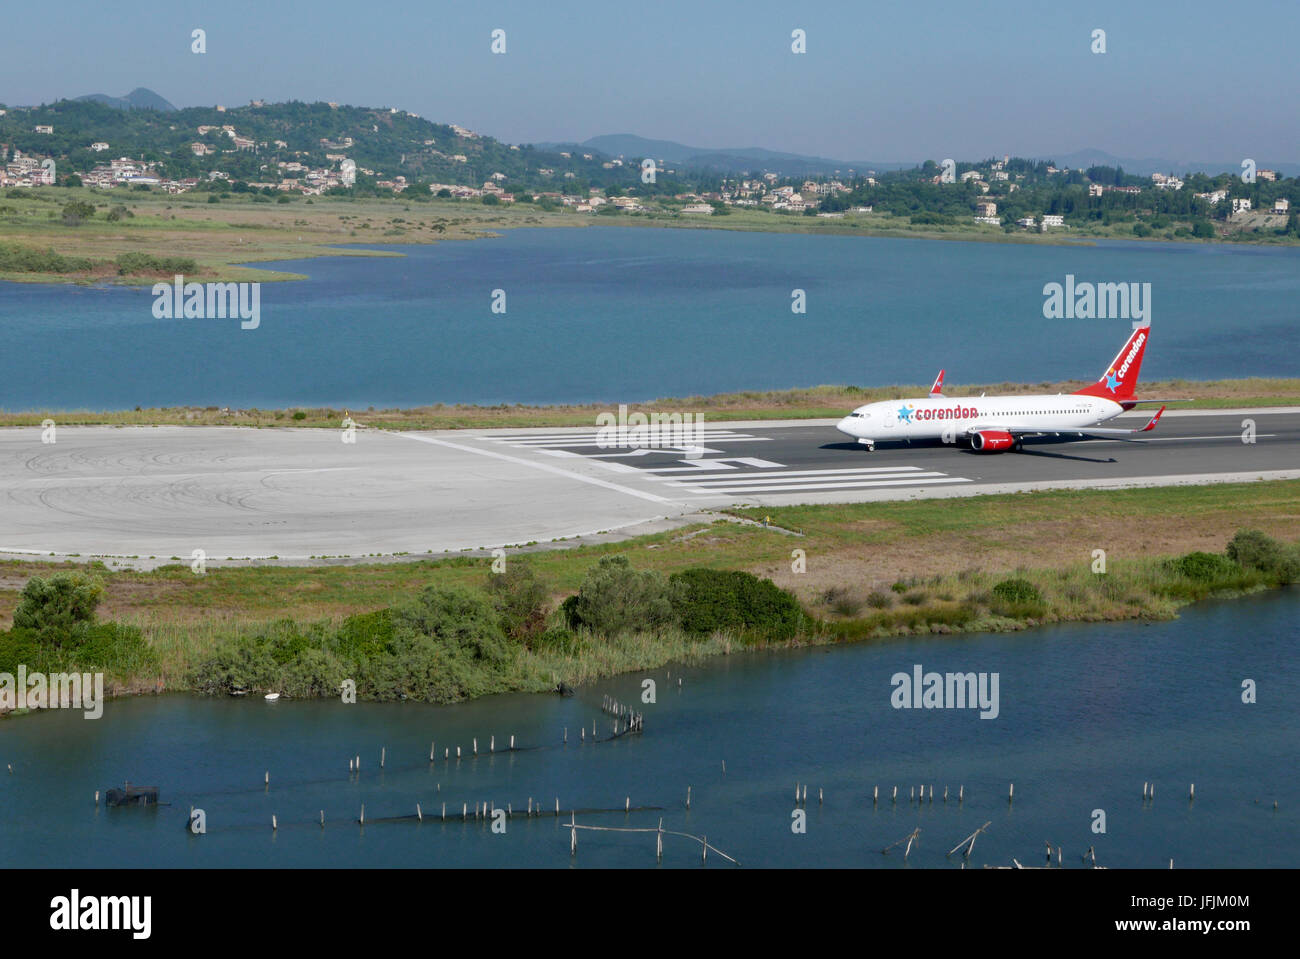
1074, 325, 1149, 400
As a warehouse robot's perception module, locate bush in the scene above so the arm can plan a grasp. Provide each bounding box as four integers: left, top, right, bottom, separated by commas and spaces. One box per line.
1226, 529, 1284, 573
1167, 551, 1240, 583
865, 590, 894, 609
331, 608, 394, 662
485, 560, 550, 644
566, 555, 679, 638
115, 252, 197, 275
391, 586, 512, 666
0, 242, 93, 274
669, 568, 806, 641
61, 199, 96, 225
991, 578, 1040, 604
12, 573, 104, 648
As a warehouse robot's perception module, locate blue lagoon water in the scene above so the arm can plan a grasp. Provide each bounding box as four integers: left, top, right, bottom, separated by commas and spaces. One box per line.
2, 227, 1299, 410
1, 590, 1295, 868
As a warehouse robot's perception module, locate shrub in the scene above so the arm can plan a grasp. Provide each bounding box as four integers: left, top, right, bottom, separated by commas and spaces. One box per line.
392, 586, 512, 665
1167, 551, 1240, 583
865, 590, 894, 609
485, 560, 550, 643
331, 608, 394, 662
12, 573, 105, 648
291, 411, 307, 420
115, 252, 197, 275
991, 578, 1040, 604
566, 555, 679, 638
669, 568, 806, 641
1226, 529, 1284, 573
61, 199, 96, 225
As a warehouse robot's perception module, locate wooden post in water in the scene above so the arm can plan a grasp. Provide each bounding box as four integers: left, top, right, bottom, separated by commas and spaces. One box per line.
555, 797, 559, 815
320, 810, 324, 828
570, 815, 577, 855
1008, 782, 1014, 803
702, 835, 707, 863
416, 803, 422, 822
272, 814, 277, 830
819, 787, 823, 806
626, 796, 630, 812
462, 803, 467, 821
95, 790, 99, 804
381, 747, 385, 768
687, 785, 692, 810
265, 770, 269, 788
473, 738, 477, 756
456, 746, 461, 759
490, 735, 495, 752
355, 755, 360, 771
1189, 783, 1194, 801
959, 784, 964, 803
441, 802, 446, 821
657, 819, 663, 861
430, 742, 435, 761
892, 785, 898, 804
359, 804, 365, 825
563, 727, 567, 744
510, 734, 515, 750
873, 786, 878, 805
943, 786, 949, 803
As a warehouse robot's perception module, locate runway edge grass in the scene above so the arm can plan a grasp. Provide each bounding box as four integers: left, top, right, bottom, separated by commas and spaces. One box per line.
2, 481, 1298, 710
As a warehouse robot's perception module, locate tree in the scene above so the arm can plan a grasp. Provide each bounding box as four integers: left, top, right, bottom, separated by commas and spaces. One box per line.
12, 573, 105, 647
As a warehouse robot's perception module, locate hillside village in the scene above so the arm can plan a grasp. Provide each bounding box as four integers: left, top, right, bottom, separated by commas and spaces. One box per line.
1, 98, 1297, 239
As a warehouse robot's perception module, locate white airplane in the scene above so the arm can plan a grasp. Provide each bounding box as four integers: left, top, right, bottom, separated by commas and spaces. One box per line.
836, 324, 1167, 452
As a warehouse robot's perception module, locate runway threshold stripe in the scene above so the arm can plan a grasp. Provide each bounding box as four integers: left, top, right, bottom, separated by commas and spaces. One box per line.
669, 477, 973, 493
674, 471, 952, 487
646, 465, 926, 480
392, 433, 677, 506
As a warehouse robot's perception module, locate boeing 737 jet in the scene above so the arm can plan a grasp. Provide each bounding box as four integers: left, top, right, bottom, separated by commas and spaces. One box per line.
836, 324, 1167, 452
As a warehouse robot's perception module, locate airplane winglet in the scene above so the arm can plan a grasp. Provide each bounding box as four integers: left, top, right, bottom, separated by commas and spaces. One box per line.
1140, 406, 1166, 432
929, 369, 945, 398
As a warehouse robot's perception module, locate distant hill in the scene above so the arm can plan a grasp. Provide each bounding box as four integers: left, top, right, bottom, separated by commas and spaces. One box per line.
543, 135, 1300, 180
76, 87, 177, 112
539, 134, 909, 176
1033, 148, 1300, 180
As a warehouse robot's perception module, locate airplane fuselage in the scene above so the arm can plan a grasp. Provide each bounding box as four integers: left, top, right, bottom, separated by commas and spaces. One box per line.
836, 394, 1124, 444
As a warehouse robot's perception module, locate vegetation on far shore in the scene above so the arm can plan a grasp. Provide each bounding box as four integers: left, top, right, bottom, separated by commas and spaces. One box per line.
2, 480, 1298, 710
2, 376, 1298, 430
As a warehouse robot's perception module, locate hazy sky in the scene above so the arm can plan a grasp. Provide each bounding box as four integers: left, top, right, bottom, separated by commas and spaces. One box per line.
2, 0, 1295, 163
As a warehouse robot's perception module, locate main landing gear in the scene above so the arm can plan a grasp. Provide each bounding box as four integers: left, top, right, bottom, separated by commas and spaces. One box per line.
857, 438, 876, 451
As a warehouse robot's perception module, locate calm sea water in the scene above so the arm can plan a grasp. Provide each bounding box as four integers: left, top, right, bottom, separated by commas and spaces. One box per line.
2, 228, 1299, 411
1, 589, 1295, 868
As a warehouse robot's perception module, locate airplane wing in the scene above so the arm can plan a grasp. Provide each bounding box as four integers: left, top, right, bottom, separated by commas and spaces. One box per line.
967, 406, 1166, 438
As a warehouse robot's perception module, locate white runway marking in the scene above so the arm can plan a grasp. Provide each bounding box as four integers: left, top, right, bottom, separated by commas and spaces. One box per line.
394, 432, 678, 505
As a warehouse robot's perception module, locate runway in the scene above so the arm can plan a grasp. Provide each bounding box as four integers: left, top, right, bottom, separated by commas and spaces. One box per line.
2, 408, 1297, 567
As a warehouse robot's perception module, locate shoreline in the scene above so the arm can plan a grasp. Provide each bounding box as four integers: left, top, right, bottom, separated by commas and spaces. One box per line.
2, 377, 1299, 426
3, 483, 1297, 709
3, 190, 1298, 288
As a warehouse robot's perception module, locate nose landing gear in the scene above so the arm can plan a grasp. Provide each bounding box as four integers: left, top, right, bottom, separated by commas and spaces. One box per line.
857, 438, 876, 451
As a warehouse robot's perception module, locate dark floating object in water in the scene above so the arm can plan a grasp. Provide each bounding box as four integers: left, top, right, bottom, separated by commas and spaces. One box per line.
104, 782, 159, 807
555, 682, 575, 697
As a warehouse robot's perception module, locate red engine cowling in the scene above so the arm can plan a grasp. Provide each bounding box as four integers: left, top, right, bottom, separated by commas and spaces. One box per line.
970, 430, 1015, 452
